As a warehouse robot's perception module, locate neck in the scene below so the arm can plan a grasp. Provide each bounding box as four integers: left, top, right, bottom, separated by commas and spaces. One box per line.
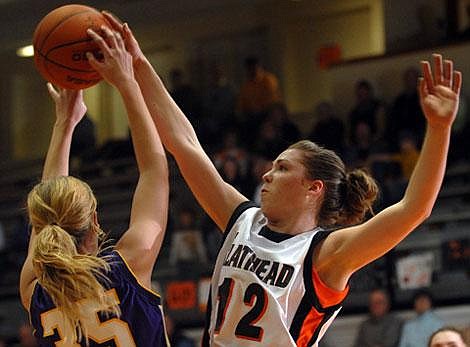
266, 211, 318, 235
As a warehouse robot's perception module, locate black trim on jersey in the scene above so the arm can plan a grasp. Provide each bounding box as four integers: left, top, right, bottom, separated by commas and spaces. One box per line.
308, 309, 337, 346
222, 200, 258, 242
202, 200, 256, 347
201, 291, 211, 347
259, 226, 295, 242
289, 229, 344, 343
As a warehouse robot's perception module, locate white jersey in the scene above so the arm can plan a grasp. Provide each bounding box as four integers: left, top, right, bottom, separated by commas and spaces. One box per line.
203, 202, 348, 347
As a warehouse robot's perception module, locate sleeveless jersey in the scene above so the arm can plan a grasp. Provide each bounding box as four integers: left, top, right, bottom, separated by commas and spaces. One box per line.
203, 201, 348, 347
29, 250, 169, 347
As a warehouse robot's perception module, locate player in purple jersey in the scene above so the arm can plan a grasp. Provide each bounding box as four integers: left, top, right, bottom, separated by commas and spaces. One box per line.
20, 27, 169, 346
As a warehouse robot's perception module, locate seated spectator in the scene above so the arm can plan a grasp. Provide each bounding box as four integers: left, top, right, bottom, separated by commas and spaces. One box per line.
17, 322, 38, 347
169, 208, 208, 267
348, 79, 386, 145
265, 102, 301, 146
70, 112, 97, 163
236, 56, 282, 146
399, 289, 443, 347
354, 288, 403, 347
165, 315, 195, 347
212, 128, 249, 175
246, 155, 271, 205
309, 101, 346, 155
428, 327, 468, 347
385, 66, 425, 151
344, 121, 375, 168
219, 157, 249, 196
368, 132, 420, 206
202, 64, 236, 147
169, 68, 203, 131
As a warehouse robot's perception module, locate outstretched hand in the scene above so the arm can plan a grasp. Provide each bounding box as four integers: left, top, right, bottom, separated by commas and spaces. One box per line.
86, 26, 134, 89
47, 83, 87, 127
102, 11, 145, 64
419, 53, 462, 129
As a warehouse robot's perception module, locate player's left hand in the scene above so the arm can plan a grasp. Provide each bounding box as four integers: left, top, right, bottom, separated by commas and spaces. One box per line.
86, 26, 134, 89
419, 53, 462, 129
47, 83, 87, 128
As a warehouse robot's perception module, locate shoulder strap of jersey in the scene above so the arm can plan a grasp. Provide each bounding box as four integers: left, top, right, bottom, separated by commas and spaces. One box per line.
202, 200, 257, 346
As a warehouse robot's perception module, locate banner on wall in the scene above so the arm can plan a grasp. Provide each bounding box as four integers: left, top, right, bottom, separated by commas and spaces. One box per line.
396, 251, 434, 289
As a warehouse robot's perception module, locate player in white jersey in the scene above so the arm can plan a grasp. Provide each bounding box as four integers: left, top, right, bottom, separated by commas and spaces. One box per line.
100, 13, 461, 346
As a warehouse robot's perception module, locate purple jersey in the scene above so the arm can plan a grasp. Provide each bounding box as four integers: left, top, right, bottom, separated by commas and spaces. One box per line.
30, 250, 169, 346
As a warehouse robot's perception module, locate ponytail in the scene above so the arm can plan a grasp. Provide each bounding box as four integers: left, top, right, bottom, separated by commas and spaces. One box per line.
27, 176, 120, 344
337, 168, 378, 226
32, 224, 119, 343
288, 140, 378, 227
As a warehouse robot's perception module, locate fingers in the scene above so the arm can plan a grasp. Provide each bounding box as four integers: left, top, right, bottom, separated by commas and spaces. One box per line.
452, 71, 462, 95
46, 82, 59, 99
101, 26, 119, 50
418, 77, 428, 100
432, 53, 443, 85
86, 51, 100, 71
443, 59, 453, 89
422, 54, 460, 96
102, 11, 124, 31
421, 60, 434, 93
87, 28, 112, 59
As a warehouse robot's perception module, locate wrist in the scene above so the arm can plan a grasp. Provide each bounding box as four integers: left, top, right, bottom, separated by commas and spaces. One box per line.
53, 119, 76, 132
133, 54, 148, 69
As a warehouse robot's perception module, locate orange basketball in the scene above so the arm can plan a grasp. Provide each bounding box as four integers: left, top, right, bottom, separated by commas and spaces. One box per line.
33, 4, 110, 90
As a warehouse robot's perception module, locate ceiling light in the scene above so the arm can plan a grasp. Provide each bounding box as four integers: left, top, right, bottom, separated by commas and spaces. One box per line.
17, 44, 34, 57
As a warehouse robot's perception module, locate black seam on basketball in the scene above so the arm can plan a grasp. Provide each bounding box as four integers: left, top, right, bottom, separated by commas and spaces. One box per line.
37, 9, 99, 53
45, 37, 97, 56
37, 50, 97, 74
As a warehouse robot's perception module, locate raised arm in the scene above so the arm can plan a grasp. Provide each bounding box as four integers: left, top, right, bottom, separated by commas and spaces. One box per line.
87, 27, 168, 287
20, 86, 87, 308
102, 12, 247, 231
315, 54, 462, 290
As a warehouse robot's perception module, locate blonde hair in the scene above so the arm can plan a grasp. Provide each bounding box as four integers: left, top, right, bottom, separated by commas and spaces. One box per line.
27, 176, 119, 343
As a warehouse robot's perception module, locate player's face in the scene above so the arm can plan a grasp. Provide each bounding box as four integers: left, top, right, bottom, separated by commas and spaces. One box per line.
430, 331, 467, 347
260, 149, 313, 221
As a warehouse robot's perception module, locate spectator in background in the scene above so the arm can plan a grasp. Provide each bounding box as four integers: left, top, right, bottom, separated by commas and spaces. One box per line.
348, 79, 385, 145
252, 103, 300, 160
368, 131, 420, 207
170, 68, 203, 132
169, 207, 208, 267
309, 101, 346, 156
16, 323, 37, 347
212, 128, 249, 175
246, 155, 272, 205
70, 112, 97, 163
399, 289, 444, 347
219, 157, 249, 196
354, 289, 403, 347
428, 327, 468, 347
265, 102, 301, 146
237, 56, 282, 145
165, 315, 195, 347
202, 64, 236, 147
344, 121, 375, 168
386, 67, 426, 151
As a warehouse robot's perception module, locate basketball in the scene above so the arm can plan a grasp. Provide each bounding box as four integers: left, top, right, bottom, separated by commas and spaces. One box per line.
33, 4, 110, 90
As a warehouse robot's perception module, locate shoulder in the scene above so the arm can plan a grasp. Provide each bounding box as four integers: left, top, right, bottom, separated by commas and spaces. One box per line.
224, 201, 259, 233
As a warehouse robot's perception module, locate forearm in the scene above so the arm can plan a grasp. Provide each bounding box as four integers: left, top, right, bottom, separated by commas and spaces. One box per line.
42, 122, 75, 180
117, 79, 167, 175
133, 57, 200, 155
402, 124, 451, 218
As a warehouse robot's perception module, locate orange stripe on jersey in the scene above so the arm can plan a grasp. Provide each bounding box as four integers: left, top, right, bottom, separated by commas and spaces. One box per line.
312, 267, 348, 307
295, 306, 323, 347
